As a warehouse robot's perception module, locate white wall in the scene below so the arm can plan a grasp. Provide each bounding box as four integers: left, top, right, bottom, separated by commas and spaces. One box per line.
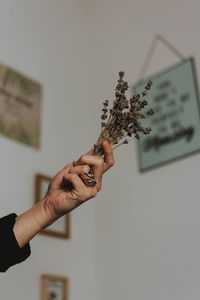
2, 1, 200, 300
87, 0, 200, 300
0, 1, 97, 300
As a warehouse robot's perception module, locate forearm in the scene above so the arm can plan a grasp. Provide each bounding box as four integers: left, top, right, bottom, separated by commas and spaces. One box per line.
13, 198, 54, 248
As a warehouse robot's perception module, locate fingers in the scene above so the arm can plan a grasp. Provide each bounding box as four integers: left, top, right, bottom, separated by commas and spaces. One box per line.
49, 163, 73, 189
102, 140, 115, 172
69, 165, 90, 176
63, 173, 97, 201
82, 141, 114, 173
76, 155, 104, 191
51, 140, 113, 196
69, 165, 92, 186
63, 172, 85, 191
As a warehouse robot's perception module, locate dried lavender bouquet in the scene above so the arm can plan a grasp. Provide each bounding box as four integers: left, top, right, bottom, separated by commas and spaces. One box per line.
83, 71, 154, 186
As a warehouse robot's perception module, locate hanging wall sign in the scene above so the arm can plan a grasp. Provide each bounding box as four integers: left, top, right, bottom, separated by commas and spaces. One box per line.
134, 57, 200, 171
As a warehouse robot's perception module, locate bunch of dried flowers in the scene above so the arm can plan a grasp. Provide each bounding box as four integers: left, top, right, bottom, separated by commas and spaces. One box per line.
83, 71, 154, 186
93, 71, 154, 156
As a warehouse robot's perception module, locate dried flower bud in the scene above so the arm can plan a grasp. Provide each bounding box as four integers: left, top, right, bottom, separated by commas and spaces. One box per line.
143, 127, 151, 134
119, 71, 125, 78
142, 90, 147, 96
138, 112, 145, 119
123, 139, 128, 144
140, 100, 148, 108
146, 108, 154, 115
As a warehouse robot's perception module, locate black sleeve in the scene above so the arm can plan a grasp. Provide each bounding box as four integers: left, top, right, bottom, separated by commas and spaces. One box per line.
0, 213, 31, 272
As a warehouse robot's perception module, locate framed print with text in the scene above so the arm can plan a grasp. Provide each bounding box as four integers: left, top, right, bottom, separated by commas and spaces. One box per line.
134, 57, 200, 171
0, 62, 42, 149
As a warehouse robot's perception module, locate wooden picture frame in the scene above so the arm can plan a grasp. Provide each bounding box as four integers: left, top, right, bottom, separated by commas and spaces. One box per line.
41, 274, 69, 300
35, 173, 70, 239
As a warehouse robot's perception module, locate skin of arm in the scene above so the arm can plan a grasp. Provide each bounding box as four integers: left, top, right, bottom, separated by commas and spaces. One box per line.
13, 141, 114, 248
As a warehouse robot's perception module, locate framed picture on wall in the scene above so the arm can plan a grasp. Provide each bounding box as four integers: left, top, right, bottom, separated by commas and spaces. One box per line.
41, 274, 69, 300
134, 57, 200, 171
35, 173, 70, 239
0, 62, 42, 149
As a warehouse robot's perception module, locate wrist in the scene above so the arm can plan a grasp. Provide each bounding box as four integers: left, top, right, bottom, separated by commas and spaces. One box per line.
13, 199, 55, 248
32, 197, 56, 230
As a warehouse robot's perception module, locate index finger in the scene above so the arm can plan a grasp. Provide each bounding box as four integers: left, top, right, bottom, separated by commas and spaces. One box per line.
74, 141, 114, 173
102, 140, 114, 172
49, 163, 73, 189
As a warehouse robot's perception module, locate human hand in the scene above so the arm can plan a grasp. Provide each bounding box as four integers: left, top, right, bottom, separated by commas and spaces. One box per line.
43, 141, 114, 224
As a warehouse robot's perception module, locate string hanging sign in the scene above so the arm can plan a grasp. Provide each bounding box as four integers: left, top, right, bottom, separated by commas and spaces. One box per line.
134, 35, 200, 171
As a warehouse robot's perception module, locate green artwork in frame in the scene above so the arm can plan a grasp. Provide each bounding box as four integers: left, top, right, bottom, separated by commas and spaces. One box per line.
134, 57, 200, 171
0, 62, 42, 149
